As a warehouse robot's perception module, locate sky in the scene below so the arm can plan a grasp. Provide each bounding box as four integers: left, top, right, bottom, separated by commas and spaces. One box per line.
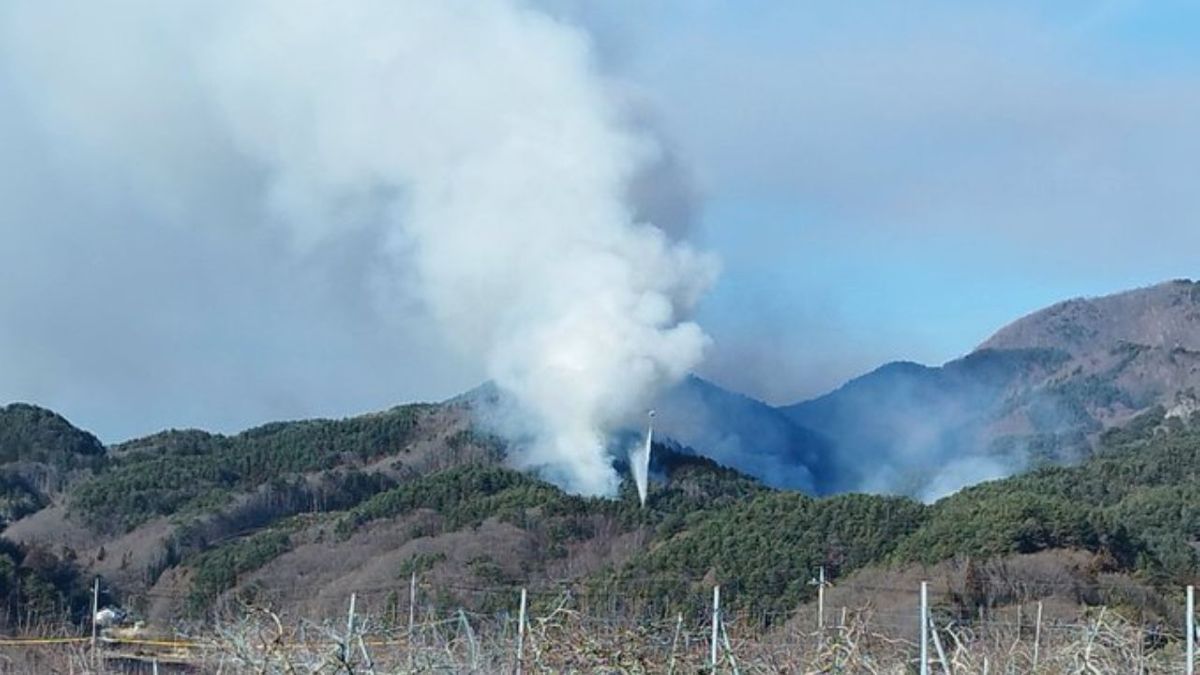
564, 0, 1200, 402
3, 1, 1200, 442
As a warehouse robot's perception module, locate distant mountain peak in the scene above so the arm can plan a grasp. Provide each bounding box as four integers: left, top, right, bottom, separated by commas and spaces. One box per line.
783, 279, 1200, 500
0, 403, 105, 464
979, 280, 1200, 355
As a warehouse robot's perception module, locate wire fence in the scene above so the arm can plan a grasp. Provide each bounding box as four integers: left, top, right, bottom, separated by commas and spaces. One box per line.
1, 575, 1198, 673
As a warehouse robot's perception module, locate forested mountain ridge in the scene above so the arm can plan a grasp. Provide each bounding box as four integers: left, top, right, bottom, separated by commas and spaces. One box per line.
0, 398, 1197, 631
3, 280, 1200, 631
0, 403, 105, 466
0, 403, 107, 530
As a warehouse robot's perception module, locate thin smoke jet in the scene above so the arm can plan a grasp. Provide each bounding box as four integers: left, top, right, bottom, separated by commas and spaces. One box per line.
630, 410, 654, 506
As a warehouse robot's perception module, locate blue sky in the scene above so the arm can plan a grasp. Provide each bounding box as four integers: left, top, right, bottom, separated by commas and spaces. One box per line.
3, 1, 1200, 439
554, 0, 1200, 401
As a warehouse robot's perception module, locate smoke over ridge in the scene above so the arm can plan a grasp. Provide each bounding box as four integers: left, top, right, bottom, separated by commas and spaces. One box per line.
1, 0, 716, 496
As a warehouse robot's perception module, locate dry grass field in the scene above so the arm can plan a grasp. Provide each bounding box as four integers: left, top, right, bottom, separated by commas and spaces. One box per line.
0, 585, 1191, 674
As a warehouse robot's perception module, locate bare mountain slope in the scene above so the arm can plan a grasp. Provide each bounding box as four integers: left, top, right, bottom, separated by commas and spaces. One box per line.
981, 279, 1200, 355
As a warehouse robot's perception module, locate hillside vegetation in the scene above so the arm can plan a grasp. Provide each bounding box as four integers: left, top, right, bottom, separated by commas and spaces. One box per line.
0, 404, 104, 629
129, 408, 1200, 623
0, 391, 1197, 631
70, 404, 429, 531
0, 403, 105, 468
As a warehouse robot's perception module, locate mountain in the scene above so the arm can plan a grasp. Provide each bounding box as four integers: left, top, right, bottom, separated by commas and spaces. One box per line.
0, 403, 105, 467
981, 278, 1200, 355
783, 279, 1200, 499
4, 279, 1200, 636
3, 395, 1199, 635
0, 403, 106, 527
654, 375, 836, 493
455, 377, 837, 494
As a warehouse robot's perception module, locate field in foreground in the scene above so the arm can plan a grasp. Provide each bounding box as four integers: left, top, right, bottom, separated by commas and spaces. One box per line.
0, 584, 1192, 674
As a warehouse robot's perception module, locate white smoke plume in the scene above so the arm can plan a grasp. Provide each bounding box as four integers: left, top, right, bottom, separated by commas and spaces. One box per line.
1, 0, 716, 496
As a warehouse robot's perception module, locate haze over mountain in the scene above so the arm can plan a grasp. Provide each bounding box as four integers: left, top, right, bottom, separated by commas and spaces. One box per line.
6, 3, 1200, 666
782, 279, 1200, 499
5, 281, 1200, 636
8, 2, 1200, 452
454, 278, 1200, 502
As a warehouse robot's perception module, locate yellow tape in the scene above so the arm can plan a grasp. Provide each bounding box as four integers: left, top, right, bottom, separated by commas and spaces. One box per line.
363, 639, 412, 647
0, 636, 417, 649
0, 637, 89, 646
102, 638, 209, 649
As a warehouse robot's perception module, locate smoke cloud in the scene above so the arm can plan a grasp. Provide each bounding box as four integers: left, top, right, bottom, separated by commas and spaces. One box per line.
1, 0, 716, 496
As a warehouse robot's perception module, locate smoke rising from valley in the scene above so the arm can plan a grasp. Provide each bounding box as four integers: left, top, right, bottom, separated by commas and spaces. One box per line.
8, 2, 1198, 505
0, 0, 715, 496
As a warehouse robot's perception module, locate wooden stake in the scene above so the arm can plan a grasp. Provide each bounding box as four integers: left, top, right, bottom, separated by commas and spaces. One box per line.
357, 633, 378, 675
90, 576, 99, 669
817, 566, 825, 630
459, 608, 478, 670
516, 587, 527, 675
711, 585, 721, 672
408, 572, 417, 670
668, 612, 682, 675
1137, 620, 1145, 675
408, 572, 417, 635
1188, 585, 1195, 675
920, 581, 929, 675
929, 616, 950, 675
344, 592, 357, 666
720, 617, 741, 675
1033, 600, 1043, 671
